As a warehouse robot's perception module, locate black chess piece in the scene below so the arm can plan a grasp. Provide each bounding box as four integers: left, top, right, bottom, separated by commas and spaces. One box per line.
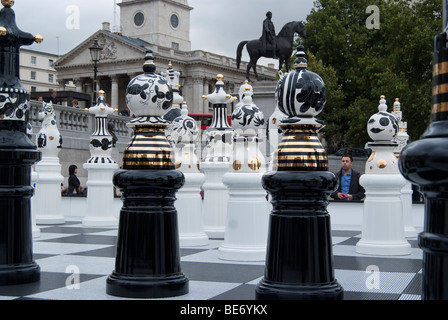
106, 51, 188, 298
255, 47, 343, 300
399, 3, 448, 300
0, 1, 43, 285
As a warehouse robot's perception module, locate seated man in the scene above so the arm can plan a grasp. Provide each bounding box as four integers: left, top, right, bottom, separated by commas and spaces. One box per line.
330, 154, 365, 201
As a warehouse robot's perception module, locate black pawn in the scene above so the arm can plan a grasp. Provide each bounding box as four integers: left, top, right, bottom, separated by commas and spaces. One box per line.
106, 51, 188, 298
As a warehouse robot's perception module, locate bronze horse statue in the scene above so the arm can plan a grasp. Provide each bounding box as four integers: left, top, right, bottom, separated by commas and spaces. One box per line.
236, 21, 307, 81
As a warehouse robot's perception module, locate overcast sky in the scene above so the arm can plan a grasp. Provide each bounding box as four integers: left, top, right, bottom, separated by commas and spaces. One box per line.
13, 0, 315, 67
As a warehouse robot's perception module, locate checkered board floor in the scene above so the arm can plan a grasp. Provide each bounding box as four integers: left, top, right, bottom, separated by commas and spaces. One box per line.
0, 219, 423, 302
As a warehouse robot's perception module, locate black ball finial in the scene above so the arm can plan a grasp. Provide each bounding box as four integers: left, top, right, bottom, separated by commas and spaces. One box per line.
294, 45, 307, 70
142, 50, 156, 74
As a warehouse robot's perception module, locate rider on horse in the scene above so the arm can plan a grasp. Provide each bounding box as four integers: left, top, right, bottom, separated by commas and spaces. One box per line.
261, 11, 277, 59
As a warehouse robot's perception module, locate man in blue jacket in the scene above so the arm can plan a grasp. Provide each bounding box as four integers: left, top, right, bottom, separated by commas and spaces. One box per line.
330, 154, 366, 201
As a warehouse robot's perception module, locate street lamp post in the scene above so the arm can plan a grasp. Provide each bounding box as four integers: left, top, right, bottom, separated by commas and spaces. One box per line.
89, 38, 102, 106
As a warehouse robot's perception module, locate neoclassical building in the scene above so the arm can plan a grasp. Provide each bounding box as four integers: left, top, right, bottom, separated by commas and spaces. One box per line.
54, 0, 277, 115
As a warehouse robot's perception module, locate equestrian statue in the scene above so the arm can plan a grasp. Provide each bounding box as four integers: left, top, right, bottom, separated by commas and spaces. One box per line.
236, 12, 307, 81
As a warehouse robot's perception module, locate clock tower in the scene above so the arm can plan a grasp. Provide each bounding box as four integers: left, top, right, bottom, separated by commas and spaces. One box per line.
118, 0, 192, 52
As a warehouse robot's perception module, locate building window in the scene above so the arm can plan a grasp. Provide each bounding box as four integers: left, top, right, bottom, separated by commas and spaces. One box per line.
31, 86, 37, 92
48, 74, 54, 83
133, 12, 145, 27
31, 71, 36, 80
171, 42, 179, 51
170, 14, 179, 29
49, 59, 54, 67
31, 56, 36, 65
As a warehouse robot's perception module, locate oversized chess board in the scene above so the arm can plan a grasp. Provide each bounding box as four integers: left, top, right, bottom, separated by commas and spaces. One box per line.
0, 219, 422, 302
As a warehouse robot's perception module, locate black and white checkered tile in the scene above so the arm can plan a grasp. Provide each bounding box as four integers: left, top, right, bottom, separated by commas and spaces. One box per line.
0, 219, 422, 301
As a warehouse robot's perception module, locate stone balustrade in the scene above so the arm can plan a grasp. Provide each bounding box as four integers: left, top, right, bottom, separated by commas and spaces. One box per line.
29, 100, 132, 185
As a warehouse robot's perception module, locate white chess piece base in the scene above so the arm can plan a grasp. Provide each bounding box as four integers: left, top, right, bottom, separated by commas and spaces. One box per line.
34, 157, 65, 225
177, 172, 208, 246
218, 172, 269, 261
82, 162, 119, 227
356, 174, 411, 256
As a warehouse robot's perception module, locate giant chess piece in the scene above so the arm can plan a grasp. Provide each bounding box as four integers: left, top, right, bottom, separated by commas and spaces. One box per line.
399, 7, 448, 299
218, 84, 269, 261
200, 74, 236, 238
34, 101, 65, 225
106, 50, 188, 298
82, 90, 119, 227
355, 96, 411, 256
162, 61, 183, 123
0, 0, 43, 285
392, 98, 417, 238
255, 46, 343, 300
169, 102, 208, 246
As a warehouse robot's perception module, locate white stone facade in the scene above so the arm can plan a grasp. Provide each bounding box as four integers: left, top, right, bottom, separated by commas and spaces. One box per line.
53, 0, 277, 116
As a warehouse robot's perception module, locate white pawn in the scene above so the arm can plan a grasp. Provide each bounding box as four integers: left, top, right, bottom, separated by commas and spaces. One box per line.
392, 98, 417, 238
170, 102, 208, 246
34, 101, 65, 225
218, 86, 270, 261
356, 96, 411, 256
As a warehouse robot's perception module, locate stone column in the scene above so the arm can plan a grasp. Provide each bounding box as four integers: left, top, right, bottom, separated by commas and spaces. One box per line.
192, 76, 204, 114
111, 75, 119, 110
74, 78, 83, 93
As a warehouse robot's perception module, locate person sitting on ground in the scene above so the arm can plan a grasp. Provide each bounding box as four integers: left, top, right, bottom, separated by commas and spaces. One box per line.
67, 164, 84, 195
330, 153, 365, 201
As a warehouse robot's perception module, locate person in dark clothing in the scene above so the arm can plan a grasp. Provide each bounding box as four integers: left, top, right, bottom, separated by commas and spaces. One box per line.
67, 164, 83, 195
45, 90, 59, 105
330, 154, 366, 201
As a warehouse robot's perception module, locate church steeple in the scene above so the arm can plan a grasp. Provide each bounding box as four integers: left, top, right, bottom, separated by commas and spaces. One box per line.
118, 0, 192, 51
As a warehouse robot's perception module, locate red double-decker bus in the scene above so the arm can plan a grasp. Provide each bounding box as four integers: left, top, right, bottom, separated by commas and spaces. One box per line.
189, 114, 232, 131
